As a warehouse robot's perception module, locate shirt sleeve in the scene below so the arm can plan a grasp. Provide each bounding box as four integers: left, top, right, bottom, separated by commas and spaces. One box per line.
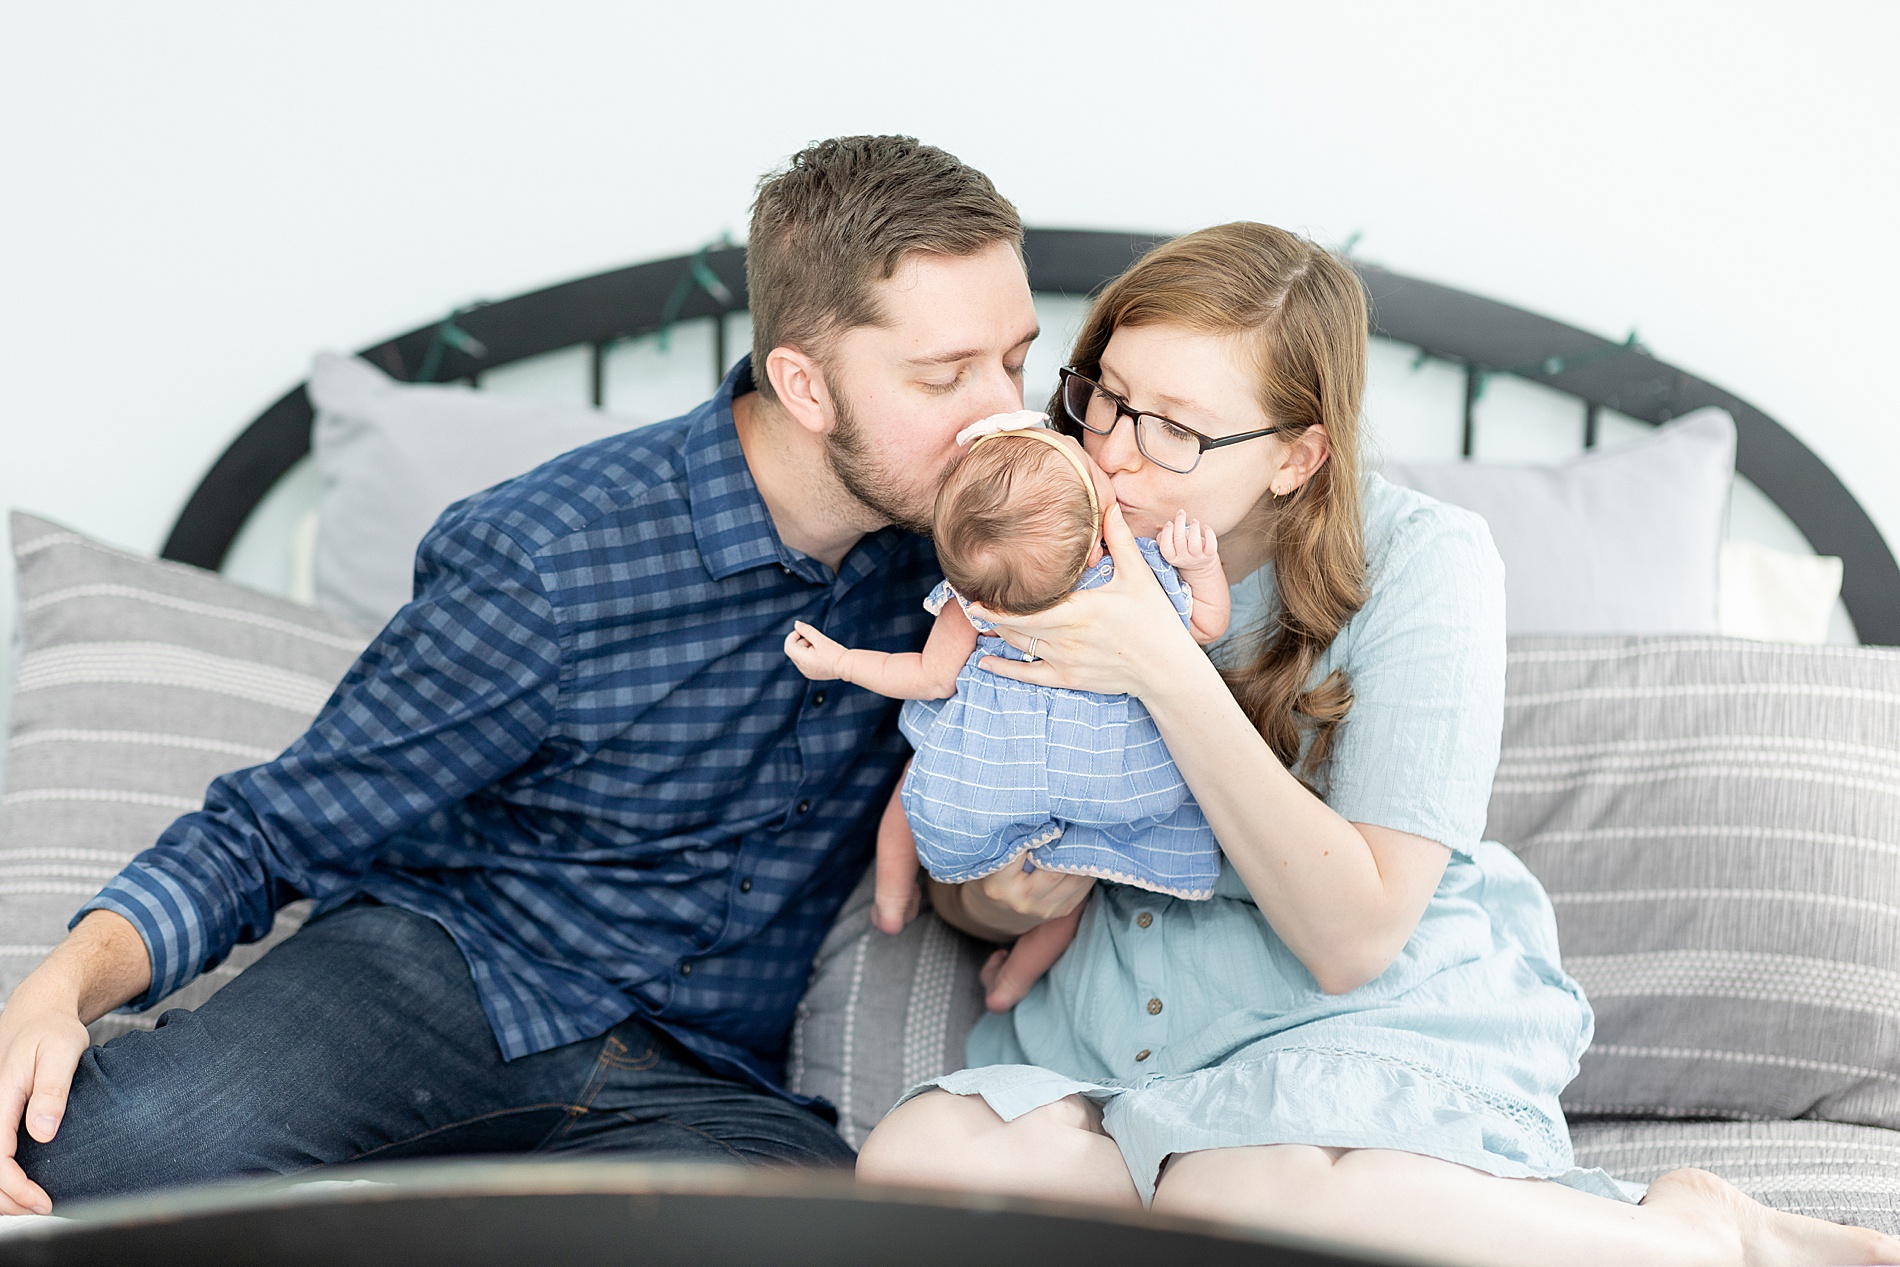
1320, 503, 1507, 859
75, 508, 565, 1008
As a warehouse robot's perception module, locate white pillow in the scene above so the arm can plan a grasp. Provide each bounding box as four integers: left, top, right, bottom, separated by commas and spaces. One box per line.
1383, 408, 1735, 635
1719, 539, 1843, 644
307, 353, 647, 628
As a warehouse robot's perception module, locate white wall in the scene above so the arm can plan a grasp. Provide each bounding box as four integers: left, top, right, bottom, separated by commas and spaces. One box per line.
2, 1, 1896, 657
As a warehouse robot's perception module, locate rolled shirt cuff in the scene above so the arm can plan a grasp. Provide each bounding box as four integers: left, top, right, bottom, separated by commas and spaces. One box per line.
71, 862, 216, 1011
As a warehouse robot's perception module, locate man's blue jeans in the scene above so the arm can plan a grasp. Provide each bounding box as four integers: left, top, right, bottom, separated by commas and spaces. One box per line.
17, 901, 854, 1203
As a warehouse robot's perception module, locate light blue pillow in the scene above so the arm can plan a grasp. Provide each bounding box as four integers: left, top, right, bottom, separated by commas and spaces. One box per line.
1384, 408, 1734, 635
308, 353, 646, 629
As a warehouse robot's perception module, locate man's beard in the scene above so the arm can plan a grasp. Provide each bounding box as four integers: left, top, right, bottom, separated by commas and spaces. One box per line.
823, 387, 936, 535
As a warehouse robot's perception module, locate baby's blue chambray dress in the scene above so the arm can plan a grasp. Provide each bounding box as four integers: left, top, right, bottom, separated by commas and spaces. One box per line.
904, 476, 1637, 1206
899, 537, 1221, 900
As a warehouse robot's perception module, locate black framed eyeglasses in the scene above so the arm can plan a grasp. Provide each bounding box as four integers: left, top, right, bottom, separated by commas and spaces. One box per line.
1057, 367, 1291, 475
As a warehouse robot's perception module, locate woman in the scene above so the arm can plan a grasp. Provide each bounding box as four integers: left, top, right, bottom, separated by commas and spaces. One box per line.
856, 223, 1898, 1267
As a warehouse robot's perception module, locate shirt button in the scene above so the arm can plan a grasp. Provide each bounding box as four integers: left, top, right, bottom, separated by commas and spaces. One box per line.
1135, 1049, 1151, 1062
796, 799, 811, 815
739, 877, 753, 893
680, 962, 693, 976
1136, 912, 1153, 929
811, 690, 828, 707
1146, 997, 1163, 1015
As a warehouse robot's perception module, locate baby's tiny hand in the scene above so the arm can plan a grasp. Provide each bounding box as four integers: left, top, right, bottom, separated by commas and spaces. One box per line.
1157, 509, 1220, 573
784, 620, 848, 680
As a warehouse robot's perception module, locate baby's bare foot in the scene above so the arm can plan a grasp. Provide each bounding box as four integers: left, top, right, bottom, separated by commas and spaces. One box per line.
1641, 1167, 1900, 1267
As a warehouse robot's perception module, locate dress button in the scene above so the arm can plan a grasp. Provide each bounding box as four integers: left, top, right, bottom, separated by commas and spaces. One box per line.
739, 877, 753, 893
812, 690, 828, 708
1135, 1049, 1151, 1062
680, 962, 693, 976
1146, 997, 1163, 1015
1136, 912, 1153, 929
796, 799, 811, 815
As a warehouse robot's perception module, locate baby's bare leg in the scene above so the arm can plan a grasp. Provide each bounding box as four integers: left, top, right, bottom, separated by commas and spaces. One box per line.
858, 1091, 1140, 1209
979, 905, 1083, 1011
872, 782, 922, 935
1152, 1145, 1900, 1267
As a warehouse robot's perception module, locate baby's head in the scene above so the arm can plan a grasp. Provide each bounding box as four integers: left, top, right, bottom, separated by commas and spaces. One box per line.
934, 431, 1102, 616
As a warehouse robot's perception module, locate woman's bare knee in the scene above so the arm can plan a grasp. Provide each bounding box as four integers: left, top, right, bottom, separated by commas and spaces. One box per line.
858, 1093, 1137, 1208
857, 1091, 1003, 1186
1152, 1144, 1339, 1225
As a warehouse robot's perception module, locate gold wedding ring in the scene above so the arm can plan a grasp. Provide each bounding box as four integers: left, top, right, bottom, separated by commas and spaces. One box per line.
1026, 637, 1040, 661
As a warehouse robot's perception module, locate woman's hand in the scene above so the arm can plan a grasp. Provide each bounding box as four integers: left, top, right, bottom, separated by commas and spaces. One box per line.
930, 865, 1095, 942
969, 503, 1199, 700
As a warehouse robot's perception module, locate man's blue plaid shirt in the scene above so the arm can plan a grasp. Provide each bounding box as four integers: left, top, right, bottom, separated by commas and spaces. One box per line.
79, 358, 939, 1097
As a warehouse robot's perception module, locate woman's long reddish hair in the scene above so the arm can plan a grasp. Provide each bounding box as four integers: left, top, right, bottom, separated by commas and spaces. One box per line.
1056, 223, 1370, 783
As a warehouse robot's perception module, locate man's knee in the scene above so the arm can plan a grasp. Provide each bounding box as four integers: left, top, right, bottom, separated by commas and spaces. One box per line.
17, 1023, 252, 1203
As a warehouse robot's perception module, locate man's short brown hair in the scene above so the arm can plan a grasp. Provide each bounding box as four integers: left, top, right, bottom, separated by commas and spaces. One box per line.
746, 135, 1023, 401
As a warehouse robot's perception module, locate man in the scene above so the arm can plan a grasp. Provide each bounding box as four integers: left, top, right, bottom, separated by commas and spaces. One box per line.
0, 135, 1040, 1212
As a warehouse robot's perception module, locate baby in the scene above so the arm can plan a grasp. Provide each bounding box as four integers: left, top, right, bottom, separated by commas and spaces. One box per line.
786, 412, 1229, 1009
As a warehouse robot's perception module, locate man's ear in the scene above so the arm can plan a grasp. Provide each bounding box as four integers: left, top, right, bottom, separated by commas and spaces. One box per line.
1273, 424, 1332, 496
763, 346, 833, 438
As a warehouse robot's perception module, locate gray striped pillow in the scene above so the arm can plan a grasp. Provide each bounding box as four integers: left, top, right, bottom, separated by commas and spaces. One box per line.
1571, 1119, 1900, 1232
1, 513, 371, 1041
1491, 636, 1900, 1129
789, 865, 990, 1149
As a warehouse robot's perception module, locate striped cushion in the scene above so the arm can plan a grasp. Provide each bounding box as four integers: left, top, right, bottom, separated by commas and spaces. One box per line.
789, 865, 990, 1149
1571, 1119, 1900, 1232
1, 513, 370, 1040
1491, 636, 1900, 1128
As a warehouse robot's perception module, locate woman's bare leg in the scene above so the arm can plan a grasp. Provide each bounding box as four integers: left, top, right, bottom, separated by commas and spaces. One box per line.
1151, 1145, 1900, 1267
857, 1090, 1141, 1209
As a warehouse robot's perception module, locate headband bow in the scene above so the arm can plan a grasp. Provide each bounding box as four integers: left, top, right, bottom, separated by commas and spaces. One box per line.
953, 410, 1101, 528
954, 410, 1053, 447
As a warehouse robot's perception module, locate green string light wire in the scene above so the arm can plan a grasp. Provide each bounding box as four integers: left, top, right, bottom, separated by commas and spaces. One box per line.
411, 234, 735, 384
415, 305, 491, 384
656, 236, 736, 352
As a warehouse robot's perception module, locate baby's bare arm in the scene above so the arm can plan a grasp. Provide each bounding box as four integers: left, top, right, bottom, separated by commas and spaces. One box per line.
1183, 566, 1232, 644
784, 603, 978, 700
1157, 511, 1232, 645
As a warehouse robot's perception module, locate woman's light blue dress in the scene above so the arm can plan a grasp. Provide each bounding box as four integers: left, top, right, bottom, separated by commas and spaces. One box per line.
904, 475, 1636, 1206
898, 537, 1223, 900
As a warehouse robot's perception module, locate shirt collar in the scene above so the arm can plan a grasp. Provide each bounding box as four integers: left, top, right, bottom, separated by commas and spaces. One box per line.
686, 355, 926, 587
686, 356, 805, 581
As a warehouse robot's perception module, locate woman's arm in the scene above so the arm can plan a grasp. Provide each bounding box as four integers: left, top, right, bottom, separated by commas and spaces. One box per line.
971, 505, 1447, 994
785, 602, 979, 700
1133, 647, 1448, 992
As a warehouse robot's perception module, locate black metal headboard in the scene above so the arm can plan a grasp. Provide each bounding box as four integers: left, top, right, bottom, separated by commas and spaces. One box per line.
160, 228, 1900, 644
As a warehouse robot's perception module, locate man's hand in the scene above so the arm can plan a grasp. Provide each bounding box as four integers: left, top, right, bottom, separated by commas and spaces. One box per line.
0, 910, 151, 1214
0, 995, 90, 1214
